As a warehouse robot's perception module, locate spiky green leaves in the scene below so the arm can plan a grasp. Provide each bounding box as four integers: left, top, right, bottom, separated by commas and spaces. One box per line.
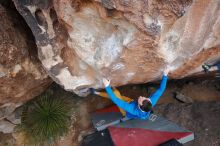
21, 95, 72, 143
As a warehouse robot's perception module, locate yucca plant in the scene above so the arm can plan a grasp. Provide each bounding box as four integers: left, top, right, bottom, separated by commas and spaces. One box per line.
21, 94, 72, 144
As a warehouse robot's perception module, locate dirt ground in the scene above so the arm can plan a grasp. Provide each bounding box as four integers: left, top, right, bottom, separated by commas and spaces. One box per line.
118, 77, 220, 104
0, 78, 220, 146
155, 102, 220, 146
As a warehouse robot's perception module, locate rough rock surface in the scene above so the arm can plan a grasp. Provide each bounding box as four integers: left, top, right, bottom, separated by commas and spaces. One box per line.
0, 103, 22, 133
0, 79, 220, 145
0, 4, 52, 105
0, 120, 16, 134
155, 102, 220, 146
13, 0, 220, 95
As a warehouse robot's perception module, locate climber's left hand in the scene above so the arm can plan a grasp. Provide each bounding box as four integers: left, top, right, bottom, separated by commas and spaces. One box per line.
103, 78, 110, 87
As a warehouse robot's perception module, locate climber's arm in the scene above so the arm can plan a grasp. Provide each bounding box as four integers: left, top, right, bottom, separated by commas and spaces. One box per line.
121, 96, 133, 102
150, 73, 168, 107
103, 79, 135, 114
105, 86, 135, 114
216, 62, 220, 71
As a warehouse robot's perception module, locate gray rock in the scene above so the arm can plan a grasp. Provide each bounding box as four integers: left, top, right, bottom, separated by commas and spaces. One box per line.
0, 120, 15, 134
0, 103, 22, 119
174, 91, 194, 103
6, 106, 23, 125
0, 71, 6, 78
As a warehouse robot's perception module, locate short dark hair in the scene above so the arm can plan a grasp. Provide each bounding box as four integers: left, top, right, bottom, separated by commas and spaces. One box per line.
140, 100, 153, 112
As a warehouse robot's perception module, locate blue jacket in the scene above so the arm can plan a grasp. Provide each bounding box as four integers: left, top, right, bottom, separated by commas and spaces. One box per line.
217, 62, 220, 71
105, 75, 168, 119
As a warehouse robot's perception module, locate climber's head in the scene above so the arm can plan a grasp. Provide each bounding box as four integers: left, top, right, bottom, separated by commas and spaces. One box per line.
138, 96, 153, 112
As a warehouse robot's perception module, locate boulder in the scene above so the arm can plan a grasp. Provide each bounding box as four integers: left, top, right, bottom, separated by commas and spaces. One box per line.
12, 0, 220, 95
174, 91, 194, 103
0, 103, 23, 133
0, 4, 52, 105
0, 103, 22, 120
0, 120, 16, 134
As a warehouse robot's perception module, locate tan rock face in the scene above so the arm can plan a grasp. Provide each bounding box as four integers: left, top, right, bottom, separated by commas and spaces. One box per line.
0, 5, 52, 105
13, 0, 220, 95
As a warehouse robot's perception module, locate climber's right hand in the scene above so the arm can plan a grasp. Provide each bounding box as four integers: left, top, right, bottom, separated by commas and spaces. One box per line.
163, 68, 170, 76
103, 78, 110, 87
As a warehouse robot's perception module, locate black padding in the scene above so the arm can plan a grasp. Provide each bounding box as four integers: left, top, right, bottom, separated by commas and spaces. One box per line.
81, 129, 115, 146
158, 139, 183, 146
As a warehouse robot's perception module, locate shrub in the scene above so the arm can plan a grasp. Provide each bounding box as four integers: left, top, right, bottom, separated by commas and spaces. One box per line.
20, 94, 72, 144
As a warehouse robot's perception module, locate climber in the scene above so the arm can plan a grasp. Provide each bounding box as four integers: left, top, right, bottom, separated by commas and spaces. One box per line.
202, 61, 220, 73
92, 68, 169, 119
91, 87, 134, 116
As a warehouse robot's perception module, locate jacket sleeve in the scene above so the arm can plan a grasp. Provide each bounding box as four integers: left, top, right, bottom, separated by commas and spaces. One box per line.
150, 75, 168, 107
217, 63, 220, 71
105, 86, 135, 114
